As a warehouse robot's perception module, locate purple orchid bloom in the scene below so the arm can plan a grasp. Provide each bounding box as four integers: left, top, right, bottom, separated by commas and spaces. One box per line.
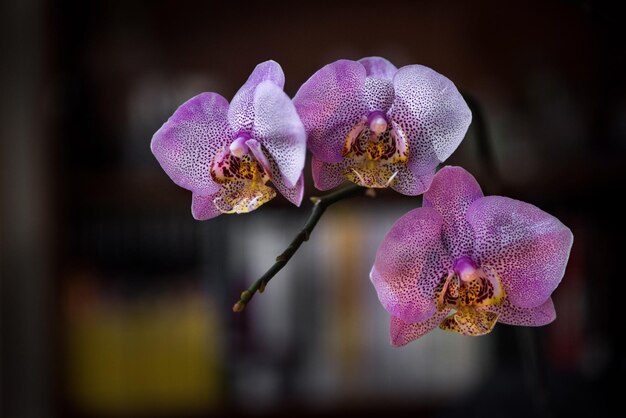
151, 61, 306, 220
370, 166, 573, 345
293, 57, 472, 195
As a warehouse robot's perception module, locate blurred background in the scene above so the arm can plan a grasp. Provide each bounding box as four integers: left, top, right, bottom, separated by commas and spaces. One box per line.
1, 0, 623, 417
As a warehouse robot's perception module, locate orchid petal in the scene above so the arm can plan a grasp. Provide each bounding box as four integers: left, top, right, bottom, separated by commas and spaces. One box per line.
491, 298, 556, 326
311, 156, 350, 191
358, 56, 398, 80
390, 310, 450, 346
468, 196, 574, 308
228, 60, 285, 132
390, 161, 437, 196
274, 172, 304, 207
252, 80, 306, 188
371, 207, 452, 323
293, 59, 367, 163
423, 166, 484, 258
191, 192, 222, 221
151, 92, 230, 195
389, 65, 471, 177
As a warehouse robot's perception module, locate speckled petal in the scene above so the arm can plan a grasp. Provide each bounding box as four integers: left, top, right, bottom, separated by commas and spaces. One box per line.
468, 196, 574, 308
151, 92, 230, 195
390, 310, 450, 347
359, 57, 397, 113
390, 161, 437, 196
247, 137, 304, 206
191, 192, 222, 221
371, 207, 453, 323
363, 77, 395, 114
423, 166, 484, 258
251, 80, 306, 188
311, 156, 349, 191
389, 65, 471, 172
358, 56, 398, 80
274, 172, 304, 206
490, 298, 556, 326
228, 60, 286, 132
293, 60, 367, 163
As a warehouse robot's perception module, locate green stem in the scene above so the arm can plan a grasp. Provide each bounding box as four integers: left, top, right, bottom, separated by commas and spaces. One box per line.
233, 183, 370, 312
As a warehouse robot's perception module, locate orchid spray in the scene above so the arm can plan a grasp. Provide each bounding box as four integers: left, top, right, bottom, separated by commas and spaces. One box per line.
152, 57, 572, 344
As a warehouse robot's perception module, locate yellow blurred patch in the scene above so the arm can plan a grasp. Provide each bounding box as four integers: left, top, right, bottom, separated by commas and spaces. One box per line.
65, 281, 221, 415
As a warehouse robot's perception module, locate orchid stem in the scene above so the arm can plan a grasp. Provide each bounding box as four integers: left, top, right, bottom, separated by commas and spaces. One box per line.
233, 183, 369, 312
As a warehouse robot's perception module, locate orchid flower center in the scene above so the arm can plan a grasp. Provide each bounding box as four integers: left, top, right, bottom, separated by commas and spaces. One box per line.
210, 133, 275, 214
341, 111, 409, 188
435, 256, 506, 336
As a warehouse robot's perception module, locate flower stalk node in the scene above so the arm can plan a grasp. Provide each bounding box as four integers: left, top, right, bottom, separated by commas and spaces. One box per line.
233, 184, 367, 311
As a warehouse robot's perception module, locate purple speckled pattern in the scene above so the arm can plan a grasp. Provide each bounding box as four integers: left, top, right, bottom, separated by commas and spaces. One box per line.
191, 192, 222, 221
228, 60, 286, 132
250, 80, 306, 187
151, 60, 305, 220
359, 57, 396, 112
389, 65, 472, 166
370, 207, 452, 323
490, 298, 556, 326
151, 92, 230, 196
370, 166, 573, 345
422, 166, 484, 259
294, 57, 471, 195
293, 60, 367, 163
468, 196, 573, 308
311, 155, 348, 191
390, 310, 450, 347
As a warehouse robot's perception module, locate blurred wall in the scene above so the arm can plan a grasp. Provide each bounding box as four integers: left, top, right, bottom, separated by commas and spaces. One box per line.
1, 0, 52, 417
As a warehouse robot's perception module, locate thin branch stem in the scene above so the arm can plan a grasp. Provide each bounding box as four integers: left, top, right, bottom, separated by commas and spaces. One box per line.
233, 183, 370, 312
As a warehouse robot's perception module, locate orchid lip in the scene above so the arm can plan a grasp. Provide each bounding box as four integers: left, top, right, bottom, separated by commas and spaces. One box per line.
435, 255, 506, 336
340, 112, 409, 189
210, 133, 277, 215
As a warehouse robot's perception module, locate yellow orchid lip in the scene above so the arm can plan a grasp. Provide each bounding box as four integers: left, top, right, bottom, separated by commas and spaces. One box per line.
341, 113, 409, 188
435, 258, 506, 336
211, 147, 276, 214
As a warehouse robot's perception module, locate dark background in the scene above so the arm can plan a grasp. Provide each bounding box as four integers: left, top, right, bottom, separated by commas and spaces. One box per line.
1, 0, 623, 417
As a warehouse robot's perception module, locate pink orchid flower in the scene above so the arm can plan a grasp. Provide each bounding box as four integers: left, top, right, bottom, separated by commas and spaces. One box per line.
371, 166, 574, 345
294, 57, 471, 195
151, 61, 306, 220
